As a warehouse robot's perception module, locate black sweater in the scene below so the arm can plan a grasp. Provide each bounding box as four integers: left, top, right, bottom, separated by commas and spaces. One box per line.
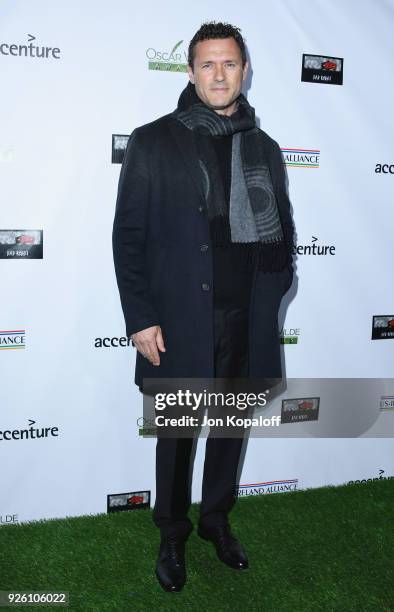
209, 134, 256, 309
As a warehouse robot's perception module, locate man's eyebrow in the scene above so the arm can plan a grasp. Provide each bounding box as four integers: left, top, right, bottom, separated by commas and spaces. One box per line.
199, 58, 239, 64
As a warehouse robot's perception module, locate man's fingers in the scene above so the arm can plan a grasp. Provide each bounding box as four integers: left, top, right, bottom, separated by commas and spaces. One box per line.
141, 340, 160, 366
149, 345, 161, 366
131, 326, 164, 366
156, 328, 166, 352
134, 341, 148, 361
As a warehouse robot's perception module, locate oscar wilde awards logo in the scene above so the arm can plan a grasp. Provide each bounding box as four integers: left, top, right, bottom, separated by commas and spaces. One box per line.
371, 316, 394, 340
137, 417, 157, 437
0, 513, 18, 526
0, 230, 43, 259
301, 53, 343, 85
145, 39, 187, 72
107, 491, 151, 513
0, 330, 26, 350
237, 478, 299, 497
0, 34, 60, 59
280, 326, 300, 345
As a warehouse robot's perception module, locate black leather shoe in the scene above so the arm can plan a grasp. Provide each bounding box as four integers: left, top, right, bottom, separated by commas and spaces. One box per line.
155, 538, 186, 592
198, 524, 249, 570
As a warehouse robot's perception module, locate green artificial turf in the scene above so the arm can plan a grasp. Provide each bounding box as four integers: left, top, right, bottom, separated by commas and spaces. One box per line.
0, 480, 393, 611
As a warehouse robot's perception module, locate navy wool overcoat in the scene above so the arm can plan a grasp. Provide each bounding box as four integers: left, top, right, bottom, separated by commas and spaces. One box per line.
112, 111, 295, 391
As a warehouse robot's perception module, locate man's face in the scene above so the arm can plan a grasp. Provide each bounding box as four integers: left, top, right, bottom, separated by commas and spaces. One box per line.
187, 37, 248, 116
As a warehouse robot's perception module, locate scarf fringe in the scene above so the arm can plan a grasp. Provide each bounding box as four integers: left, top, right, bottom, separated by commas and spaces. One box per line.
209, 215, 288, 272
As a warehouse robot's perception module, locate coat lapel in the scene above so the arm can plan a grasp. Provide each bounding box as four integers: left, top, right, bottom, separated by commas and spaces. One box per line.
167, 116, 206, 206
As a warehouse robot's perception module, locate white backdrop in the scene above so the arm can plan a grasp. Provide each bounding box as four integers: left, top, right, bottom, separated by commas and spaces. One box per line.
1, 0, 393, 525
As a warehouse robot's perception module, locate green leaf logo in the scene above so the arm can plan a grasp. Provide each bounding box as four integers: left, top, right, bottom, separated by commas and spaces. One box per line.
169, 40, 183, 56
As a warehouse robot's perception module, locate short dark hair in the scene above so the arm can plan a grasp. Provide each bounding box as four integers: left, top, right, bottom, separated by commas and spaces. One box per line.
188, 21, 247, 70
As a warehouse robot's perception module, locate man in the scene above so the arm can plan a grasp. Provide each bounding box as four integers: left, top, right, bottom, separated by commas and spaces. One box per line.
112, 21, 295, 592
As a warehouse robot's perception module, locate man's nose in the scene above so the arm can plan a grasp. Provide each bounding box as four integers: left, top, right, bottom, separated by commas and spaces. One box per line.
214, 65, 225, 80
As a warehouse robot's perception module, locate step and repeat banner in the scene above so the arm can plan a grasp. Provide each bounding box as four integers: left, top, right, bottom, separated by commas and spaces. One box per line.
1, 0, 393, 526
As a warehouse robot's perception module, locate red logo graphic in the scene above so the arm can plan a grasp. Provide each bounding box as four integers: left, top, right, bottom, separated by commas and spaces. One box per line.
128, 495, 144, 505
16, 235, 35, 245
321, 60, 337, 71
299, 401, 314, 411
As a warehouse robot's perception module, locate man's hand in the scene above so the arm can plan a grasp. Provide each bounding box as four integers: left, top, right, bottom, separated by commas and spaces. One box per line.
131, 325, 166, 366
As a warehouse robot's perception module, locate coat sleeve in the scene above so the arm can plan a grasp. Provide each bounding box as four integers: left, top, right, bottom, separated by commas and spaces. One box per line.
112, 128, 159, 340
271, 139, 296, 268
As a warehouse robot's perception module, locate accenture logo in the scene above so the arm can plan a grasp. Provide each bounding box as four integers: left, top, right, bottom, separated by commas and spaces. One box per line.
0, 419, 59, 441
294, 236, 336, 256
0, 34, 61, 59
348, 468, 393, 485
375, 163, 394, 174
94, 336, 133, 348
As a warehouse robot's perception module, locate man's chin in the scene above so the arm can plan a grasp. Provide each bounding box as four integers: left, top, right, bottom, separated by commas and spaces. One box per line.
206, 98, 237, 111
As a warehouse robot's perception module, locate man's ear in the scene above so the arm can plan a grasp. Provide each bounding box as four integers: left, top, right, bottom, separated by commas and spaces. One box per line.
242, 60, 249, 81
187, 66, 195, 84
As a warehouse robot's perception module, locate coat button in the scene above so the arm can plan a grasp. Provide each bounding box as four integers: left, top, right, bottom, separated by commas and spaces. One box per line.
200, 244, 208, 252
201, 283, 210, 291
198, 205, 205, 213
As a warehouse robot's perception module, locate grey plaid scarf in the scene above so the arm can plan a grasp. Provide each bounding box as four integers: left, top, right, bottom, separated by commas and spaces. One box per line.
173, 81, 288, 271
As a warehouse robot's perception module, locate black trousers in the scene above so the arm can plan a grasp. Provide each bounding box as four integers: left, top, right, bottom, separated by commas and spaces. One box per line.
152, 304, 250, 540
